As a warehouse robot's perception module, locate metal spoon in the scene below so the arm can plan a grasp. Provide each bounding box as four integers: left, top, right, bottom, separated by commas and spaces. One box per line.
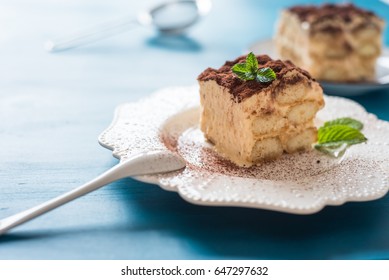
0, 151, 186, 235
45, 0, 212, 52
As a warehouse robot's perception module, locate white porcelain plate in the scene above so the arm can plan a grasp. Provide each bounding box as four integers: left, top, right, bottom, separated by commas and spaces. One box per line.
248, 39, 389, 96
99, 86, 389, 214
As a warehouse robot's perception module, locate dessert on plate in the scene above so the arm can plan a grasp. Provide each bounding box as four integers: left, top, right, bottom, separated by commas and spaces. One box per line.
275, 3, 385, 82
197, 53, 324, 167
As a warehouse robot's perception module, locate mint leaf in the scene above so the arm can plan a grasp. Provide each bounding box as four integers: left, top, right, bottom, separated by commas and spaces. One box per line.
231, 63, 255, 81
231, 53, 276, 83
324, 117, 363, 131
314, 122, 367, 158
256, 67, 276, 83
317, 125, 367, 144
246, 52, 258, 73
231, 63, 247, 74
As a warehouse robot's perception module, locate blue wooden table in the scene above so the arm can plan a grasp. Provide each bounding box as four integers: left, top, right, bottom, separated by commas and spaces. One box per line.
1, 0, 389, 259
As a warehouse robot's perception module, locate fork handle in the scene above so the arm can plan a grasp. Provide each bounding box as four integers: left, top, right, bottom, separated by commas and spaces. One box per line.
0, 151, 184, 235
0, 156, 140, 235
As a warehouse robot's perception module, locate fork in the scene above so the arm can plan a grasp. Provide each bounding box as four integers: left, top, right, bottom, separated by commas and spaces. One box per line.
0, 151, 185, 235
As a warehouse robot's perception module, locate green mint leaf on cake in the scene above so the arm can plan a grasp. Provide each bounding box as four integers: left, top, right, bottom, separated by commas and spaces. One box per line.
231, 52, 276, 83
231, 63, 255, 81
314, 117, 367, 158
246, 52, 259, 73
256, 67, 277, 83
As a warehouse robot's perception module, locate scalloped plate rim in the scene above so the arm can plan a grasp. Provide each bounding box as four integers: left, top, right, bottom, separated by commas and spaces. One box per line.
98, 86, 389, 214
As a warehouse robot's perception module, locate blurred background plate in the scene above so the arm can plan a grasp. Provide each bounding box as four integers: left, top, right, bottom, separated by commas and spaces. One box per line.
249, 39, 389, 96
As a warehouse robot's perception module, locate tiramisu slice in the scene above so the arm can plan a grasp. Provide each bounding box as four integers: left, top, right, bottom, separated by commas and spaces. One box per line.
198, 54, 324, 167
275, 3, 384, 82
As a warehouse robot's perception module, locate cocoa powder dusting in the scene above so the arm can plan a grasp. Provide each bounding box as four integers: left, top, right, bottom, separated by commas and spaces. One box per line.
173, 128, 343, 181
197, 54, 313, 102
289, 3, 379, 24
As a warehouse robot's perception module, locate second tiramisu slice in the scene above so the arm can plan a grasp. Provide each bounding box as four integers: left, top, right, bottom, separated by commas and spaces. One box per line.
275, 3, 384, 82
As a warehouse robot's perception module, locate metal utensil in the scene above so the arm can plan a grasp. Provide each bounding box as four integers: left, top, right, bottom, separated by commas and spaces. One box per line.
0, 151, 185, 235
45, 0, 212, 52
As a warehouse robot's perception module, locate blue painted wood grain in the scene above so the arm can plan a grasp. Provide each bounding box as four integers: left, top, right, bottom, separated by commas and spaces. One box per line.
0, 0, 389, 259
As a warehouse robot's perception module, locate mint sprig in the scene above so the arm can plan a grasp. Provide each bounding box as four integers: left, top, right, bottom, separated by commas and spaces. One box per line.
323, 117, 363, 131
231, 52, 276, 83
314, 117, 367, 158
